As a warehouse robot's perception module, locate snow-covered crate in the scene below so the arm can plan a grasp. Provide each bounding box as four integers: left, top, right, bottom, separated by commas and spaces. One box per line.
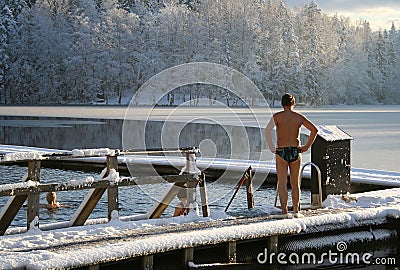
311, 126, 353, 201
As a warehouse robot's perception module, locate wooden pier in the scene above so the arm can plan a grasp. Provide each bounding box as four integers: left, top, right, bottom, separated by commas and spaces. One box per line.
0, 146, 257, 236
1, 202, 399, 269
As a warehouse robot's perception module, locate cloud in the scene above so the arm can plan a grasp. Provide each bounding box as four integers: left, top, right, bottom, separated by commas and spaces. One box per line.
319, 0, 400, 13
285, 0, 400, 30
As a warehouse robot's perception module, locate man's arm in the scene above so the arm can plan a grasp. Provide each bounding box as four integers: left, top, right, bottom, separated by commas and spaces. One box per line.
300, 116, 318, 153
265, 116, 276, 153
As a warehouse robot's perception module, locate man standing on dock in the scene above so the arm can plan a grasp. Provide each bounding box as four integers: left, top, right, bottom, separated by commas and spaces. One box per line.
265, 93, 318, 217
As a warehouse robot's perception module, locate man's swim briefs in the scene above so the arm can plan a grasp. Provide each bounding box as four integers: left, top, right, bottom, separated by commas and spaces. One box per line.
275, 147, 301, 163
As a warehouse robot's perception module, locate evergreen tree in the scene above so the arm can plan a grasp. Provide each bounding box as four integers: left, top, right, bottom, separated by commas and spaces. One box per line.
0, 5, 17, 103
298, 0, 322, 104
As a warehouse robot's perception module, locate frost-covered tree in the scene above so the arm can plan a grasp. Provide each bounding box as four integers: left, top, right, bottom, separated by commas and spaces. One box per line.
268, 0, 301, 99
0, 5, 17, 103
3, 0, 400, 105
297, 0, 323, 104
383, 23, 399, 103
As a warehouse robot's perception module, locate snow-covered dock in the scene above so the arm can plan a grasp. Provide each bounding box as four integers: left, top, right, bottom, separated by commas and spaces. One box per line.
1, 145, 400, 269
1, 188, 400, 269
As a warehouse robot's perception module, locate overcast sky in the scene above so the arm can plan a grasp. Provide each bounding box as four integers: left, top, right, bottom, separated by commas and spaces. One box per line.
285, 0, 400, 31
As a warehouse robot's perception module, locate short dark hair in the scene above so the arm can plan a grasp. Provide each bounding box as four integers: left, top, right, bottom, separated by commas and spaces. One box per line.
281, 93, 295, 106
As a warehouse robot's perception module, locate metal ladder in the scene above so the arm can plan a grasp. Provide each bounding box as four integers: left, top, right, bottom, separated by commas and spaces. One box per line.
274, 162, 323, 210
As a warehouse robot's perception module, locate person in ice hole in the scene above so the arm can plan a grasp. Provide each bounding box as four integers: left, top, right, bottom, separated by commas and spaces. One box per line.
45, 192, 61, 210
265, 93, 318, 218
173, 187, 189, 217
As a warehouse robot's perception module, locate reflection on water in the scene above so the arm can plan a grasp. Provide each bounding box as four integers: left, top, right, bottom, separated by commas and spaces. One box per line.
0, 165, 311, 228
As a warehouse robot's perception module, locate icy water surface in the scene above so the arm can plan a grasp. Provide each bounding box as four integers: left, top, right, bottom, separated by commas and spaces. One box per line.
1, 105, 399, 171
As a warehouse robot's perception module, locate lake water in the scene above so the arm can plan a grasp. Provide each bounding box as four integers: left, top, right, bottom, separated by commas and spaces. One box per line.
0, 105, 399, 171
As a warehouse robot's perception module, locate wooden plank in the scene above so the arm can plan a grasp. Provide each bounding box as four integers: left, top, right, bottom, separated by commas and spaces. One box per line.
71, 155, 118, 226
199, 173, 210, 217
27, 193, 40, 230
141, 255, 153, 270
147, 182, 186, 219
183, 247, 194, 269
226, 241, 237, 263
0, 175, 198, 197
246, 167, 254, 209
0, 195, 27, 235
108, 186, 118, 220
0, 160, 41, 235
71, 188, 107, 226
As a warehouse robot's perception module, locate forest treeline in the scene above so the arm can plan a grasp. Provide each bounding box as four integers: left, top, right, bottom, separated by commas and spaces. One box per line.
1, 0, 399, 105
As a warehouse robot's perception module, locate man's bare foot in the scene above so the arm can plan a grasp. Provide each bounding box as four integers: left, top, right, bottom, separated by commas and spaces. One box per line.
293, 212, 304, 218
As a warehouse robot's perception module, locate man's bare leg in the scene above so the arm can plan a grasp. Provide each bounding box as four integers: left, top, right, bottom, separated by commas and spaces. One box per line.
276, 155, 289, 214
289, 156, 302, 213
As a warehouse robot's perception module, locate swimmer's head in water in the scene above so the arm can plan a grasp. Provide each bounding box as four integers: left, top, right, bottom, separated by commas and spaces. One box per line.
46, 192, 57, 204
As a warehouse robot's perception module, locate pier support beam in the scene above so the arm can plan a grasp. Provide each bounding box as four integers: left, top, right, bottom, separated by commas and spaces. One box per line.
72, 155, 118, 226
147, 182, 185, 219
107, 155, 119, 220
0, 160, 41, 235
246, 167, 254, 209
199, 173, 210, 217
183, 247, 194, 269
141, 255, 153, 270
27, 193, 40, 230
226, 241, 237, 263
27, 160, 41, 229
266, 236, 278, 254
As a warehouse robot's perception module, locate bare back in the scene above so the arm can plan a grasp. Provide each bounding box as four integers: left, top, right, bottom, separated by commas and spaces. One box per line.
273, 110, 303, 148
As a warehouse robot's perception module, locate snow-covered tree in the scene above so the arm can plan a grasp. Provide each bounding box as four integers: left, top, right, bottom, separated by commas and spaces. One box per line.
3, 0, 400, 105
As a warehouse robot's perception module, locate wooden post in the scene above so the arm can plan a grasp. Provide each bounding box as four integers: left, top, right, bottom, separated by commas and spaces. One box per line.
106, 155, 118, 175
107, 155, 119, 220
141, 255, 153, 270
186, 180, 197, 215
266, 236, 278, 254
198, 173, 210, 217
108, 186, 118, 220
181, 151, 200, 215
27, 160, 41, 182
27, 193, 40, 230
183, 247, 194, 269
245, 167, 254, 209
26, 160, 41, 230
226, 241, 237, 263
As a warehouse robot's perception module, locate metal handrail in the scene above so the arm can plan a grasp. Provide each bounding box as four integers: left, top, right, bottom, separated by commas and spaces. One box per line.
300, 162, 323, 208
